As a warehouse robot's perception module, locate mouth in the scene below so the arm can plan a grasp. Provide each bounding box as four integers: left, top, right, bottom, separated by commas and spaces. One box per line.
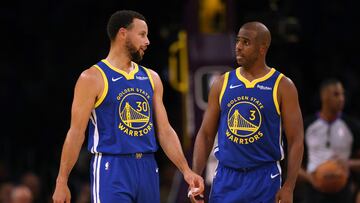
139, 48, 145, 56
140, 47, 147, 54
236, 55, 244, 60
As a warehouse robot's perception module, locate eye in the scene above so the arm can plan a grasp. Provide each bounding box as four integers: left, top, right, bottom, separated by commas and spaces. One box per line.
139, 31, 147, 38
236, 38, 250, 46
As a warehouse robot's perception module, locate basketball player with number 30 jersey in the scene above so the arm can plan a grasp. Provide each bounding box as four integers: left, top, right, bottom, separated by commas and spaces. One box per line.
191, 22, 304, 203
88, 59, 159, 203
52, 10, 204, 203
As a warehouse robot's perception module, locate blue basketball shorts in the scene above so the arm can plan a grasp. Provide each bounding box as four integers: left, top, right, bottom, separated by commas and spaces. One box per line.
209, 162, 282, 203
90, 153, 160, 203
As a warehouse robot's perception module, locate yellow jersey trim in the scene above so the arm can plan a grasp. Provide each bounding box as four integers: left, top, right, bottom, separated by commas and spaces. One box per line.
236, 68, 276, 88
219, 72, 229, 105
102, 59, 139, 80
94, 65, 108, 108
273, 73, 284, 115
142, 66, 155, 90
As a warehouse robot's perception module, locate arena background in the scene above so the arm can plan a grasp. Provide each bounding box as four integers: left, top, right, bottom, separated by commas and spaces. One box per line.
1, 0, 360, 202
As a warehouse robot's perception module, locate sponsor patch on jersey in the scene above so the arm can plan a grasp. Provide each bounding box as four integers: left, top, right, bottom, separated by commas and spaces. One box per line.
256, 84, 272, 90
136, 76, 149, 80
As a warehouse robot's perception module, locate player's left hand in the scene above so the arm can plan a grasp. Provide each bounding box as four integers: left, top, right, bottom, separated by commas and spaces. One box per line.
275, 186, 293, 203
183, 169, 205, 197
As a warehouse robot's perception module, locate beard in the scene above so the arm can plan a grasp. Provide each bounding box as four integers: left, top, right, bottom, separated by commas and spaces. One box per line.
125, 38, 143, 63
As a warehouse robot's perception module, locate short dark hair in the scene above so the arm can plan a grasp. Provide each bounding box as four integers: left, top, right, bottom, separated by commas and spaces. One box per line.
106, 10, 146, 41
319, 78, 341, 93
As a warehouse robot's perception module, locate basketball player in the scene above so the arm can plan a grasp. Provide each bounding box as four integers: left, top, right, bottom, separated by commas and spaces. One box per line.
297, 78, 360, 203
52, 10, 204, 203
190, 21, 304, 203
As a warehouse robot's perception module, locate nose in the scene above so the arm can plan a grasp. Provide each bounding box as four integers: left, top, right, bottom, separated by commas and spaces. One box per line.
236, 41, 243, 51
339, 94, 345, 103
145, 37, 150, 46
236, 42, 243, 55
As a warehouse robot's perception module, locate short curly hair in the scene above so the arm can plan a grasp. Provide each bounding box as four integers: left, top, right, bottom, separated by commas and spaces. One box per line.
106, 10, 146, 41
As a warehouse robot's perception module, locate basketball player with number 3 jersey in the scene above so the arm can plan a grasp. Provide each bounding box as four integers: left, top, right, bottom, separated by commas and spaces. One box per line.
191, 22, 304, 203
52, 10, 204, 203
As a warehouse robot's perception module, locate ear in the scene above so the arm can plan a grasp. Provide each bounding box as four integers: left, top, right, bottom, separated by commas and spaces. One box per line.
320, 90, 327, 102
116, 27, 127, 40
259, 45, 267, 55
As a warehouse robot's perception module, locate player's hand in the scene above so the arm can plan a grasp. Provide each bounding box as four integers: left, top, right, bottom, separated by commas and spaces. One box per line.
307, 172, 317, 188
52, 182, 71, 203
334, 158, 349, 174
183, 169, 205, 197
275, 185, 293, 203
188, 188, 204, 203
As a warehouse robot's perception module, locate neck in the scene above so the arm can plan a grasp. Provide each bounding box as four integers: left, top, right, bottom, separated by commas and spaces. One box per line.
106, 46, 133, 72
319, 109, 339, 122
240, 63, 270, 80
242, 58, 267, 72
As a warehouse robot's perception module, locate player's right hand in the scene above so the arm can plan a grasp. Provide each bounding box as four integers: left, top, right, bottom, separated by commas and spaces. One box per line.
183, 169, 205, 195
52, 182, 71, 203
188, 187, 204, 203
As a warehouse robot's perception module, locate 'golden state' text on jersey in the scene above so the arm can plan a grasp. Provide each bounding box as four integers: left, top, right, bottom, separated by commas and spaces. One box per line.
87, 59, 157, 155
215, 67, 284, 169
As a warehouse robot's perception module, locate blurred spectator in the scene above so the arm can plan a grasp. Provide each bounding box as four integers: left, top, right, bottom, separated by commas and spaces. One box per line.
0, 182, 14, 203
296, 78, 360, 203
10, 185, 32, 203
20, 172, 40, 203
75, 183, 90, 203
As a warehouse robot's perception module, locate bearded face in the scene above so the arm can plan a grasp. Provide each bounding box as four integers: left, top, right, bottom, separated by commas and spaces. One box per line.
125, 37, 143, 63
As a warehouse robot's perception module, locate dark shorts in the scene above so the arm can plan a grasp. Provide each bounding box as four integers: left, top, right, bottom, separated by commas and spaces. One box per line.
90, 153, 160, 203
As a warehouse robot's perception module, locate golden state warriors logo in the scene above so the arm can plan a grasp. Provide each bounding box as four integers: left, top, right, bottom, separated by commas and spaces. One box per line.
117, 88, 153, 136
226, 96, 264, 144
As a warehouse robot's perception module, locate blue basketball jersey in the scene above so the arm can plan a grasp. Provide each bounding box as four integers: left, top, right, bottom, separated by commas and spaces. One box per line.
215, 67, 284, 168
87, 59, 158, 154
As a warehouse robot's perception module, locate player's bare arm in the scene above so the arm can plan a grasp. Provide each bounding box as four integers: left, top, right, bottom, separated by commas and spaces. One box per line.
275, 76, 304, 203
53, 67, 103, 203
149, 69, 204, 194
190, 74, 223, 203
192, 74, 223, 176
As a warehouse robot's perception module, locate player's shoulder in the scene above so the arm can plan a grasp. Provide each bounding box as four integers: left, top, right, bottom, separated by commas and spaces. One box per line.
82, 65, 102, 79
218, 71, 229, 81
278, 74, 298, 92
208, 71, 229, 96
135, 63, 156, 75
219, 67, 236, 82
136, 64, 163, 91
212, 71, 229, 87
278, 73, 293, 86
140, 65, 161, 82
75, 65, 104, 87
